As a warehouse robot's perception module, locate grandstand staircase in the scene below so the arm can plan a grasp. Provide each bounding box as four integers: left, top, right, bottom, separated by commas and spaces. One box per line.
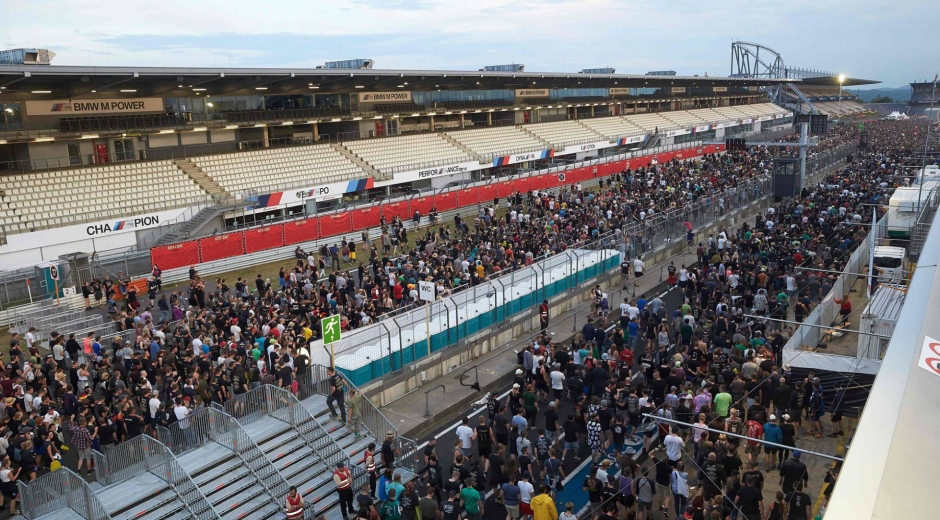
146, 202, 241, 248
439, 132, 481, 160
331, 143, 387, 180
173, 158, 228, 197
638, 132, 662, 151
518, 127, 553, 149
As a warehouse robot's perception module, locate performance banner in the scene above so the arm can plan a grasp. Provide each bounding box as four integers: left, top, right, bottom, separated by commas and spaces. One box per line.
556, 141, 615, 156
618, 135, 647, 146
492, 149, 554, 167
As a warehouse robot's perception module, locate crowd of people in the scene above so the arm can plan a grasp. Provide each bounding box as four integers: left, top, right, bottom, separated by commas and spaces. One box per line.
0, 118, 932, 520
343, 120, 932, 520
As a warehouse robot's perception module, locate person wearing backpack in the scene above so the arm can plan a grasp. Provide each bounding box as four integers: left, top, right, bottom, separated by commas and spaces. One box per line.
633, 469, 656, 520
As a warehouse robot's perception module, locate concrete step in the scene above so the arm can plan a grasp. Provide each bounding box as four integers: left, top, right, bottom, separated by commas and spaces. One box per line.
439, 133, 480, 160
174, 158, 228, 196
330, 143, 386, 180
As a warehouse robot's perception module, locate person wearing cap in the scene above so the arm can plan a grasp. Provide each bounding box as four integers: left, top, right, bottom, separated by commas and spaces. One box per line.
763, 414, 783, 470
778, 451, 808, 494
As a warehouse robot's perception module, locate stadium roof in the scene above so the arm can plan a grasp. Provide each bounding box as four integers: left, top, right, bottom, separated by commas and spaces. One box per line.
798, 75, 879, 87
0, 64, 790, 98
825, 208, 940, 518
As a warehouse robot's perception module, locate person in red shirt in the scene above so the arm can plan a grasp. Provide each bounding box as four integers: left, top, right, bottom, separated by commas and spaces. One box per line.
833, 296, 852, 325
745, 419, 764, 463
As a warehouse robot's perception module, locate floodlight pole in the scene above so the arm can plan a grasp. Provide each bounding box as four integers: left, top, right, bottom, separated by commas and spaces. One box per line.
707, 122, 815, 190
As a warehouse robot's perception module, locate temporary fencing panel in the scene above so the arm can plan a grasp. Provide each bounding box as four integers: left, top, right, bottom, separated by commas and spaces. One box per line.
434, 191, 457, 212
529, 174, 551, 192
478, 184, 498, 203
320, 212, 352, 237
244, 225, 285, 254
199, 233, 245, 262
456, 188, 477, 208
515, 177, 532, 194
496, 180, 515, 199
410, 196, 433, 217
151, 240, 200, 271
284, 218, 319, 245
352, 207, 382, 231
382, 201, 410, 221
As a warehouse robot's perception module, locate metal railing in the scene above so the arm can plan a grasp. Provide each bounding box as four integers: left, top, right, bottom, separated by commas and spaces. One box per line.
424, 385, 446, 417
17, 467, 110, 520
305, 365, 420, 474
158, 405, 287, 516
220, 385, 345, 497
91, 434, 218, 519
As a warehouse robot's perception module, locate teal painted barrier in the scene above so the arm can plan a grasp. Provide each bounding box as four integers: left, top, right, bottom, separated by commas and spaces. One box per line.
336, 252, 620, 387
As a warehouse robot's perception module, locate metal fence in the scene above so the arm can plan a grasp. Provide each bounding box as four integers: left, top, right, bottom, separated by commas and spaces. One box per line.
91, 434, 218, 519
17, 467, 110, 520
0, 127, 799, 312
305, 365, 421, 474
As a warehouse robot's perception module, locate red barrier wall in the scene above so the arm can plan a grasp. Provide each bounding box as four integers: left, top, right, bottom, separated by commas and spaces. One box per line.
284, 218, 319, 245
200, 233, 246, 263
151, 240, 200, 271
320, 212, 352, 237
434, 191, 457, 212
410, 196, 433, 217
478, 184, 497, 203
496, 180, 515, 199
456, 188, 477, 208
352, 207, 381, 231
382, 201, 410, 221
244, 225, 285, 254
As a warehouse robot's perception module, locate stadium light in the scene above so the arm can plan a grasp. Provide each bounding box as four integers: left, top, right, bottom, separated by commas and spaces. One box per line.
255, 87, 268, 90
354, 85, 365, 88
193, 127, 208, 132
33, 137, 55, 142
225, 124, 239, 129
838, 74, 846, 84
192, 88, 206, 92
3, 108, 12, 114
397, 85, 405, 88
120, 89, 137, 93
31, 90, 52, 94
80, 134, 99, 139
0, 140, 6, 145
158, 129, 175, 134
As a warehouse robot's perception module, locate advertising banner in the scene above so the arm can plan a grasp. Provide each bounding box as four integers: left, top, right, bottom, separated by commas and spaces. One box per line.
381, 201, 410, 221
693, 125, 712, 133
618, 135, 647, 146
244, 225, 285, 254
359, 91, 412, 102
556, 140, 615, 156
514, 88, 550, 98
434, 191, 457, 212
456, 188, 478, 208
389, 161, 482, 183
151, 240, 200, 271
320, 212, 352, 237
492, 149, 553, 167
608, 88, 632, 96
26, 98, 164, 115
284, 218, 319, 245
199, 233, 245, 263
352, 207, 382, 231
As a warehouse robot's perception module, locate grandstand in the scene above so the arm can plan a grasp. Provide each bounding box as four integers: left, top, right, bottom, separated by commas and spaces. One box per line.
521, 120, 605, 146
447, 126, 549, 159
625, 112, 679, 132
191, 144, 366, 195
577, 117, 645, 139
342, 133, 474, 174
0, 160, 207, 232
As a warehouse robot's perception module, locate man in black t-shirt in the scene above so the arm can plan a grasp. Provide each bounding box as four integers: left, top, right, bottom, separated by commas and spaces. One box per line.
735, 475, 764, 520
784, 481, 812, 520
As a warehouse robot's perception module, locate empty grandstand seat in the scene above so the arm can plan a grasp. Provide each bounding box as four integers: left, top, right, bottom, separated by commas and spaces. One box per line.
623, 112, 677, 132
342, 134, 473, 173
522, 121, 605, 146
447, 126, 548, 158
578, 117, 646, 139
191, 144, 365, 194
0, 160, 207, 233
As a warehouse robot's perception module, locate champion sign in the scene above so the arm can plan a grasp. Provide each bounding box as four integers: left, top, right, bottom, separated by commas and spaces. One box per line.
86, 215, 160, 236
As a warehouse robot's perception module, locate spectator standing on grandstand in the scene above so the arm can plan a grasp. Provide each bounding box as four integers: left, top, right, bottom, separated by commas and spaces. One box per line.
539, 300, 550, 333
326, 366, 347, 422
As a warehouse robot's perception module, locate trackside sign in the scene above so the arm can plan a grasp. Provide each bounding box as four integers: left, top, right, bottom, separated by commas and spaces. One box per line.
26, 98, 164, 115
359, 91, 413, 102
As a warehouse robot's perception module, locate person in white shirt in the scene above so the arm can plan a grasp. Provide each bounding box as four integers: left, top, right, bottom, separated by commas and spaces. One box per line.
25, 327, 36, 351
455, 417, 474, 458
550, 365, 565, 400
149, 391, 162, 420
663, 427, 684, 462
633, 257, 645, 278
192, 336, 203, 357
230, 322, 242, 343
173, 397, 194, 448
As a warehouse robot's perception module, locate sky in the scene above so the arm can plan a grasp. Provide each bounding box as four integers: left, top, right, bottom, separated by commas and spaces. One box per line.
3, 0, 938, 88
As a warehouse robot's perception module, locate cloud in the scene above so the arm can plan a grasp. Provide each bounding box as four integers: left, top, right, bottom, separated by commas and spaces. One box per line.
2, 0, 935, 85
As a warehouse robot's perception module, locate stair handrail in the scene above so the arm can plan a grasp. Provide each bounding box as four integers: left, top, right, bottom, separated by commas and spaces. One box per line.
307, 364, 421, 473
17, 466, 111, 520
90, 434, 219, 520
159, 404, 287, 516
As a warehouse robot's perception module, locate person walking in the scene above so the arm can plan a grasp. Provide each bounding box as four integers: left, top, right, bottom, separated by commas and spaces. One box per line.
347, 389, 364, 439
334, 461, 355, 520
530, 485, 558, 520
326, 367, 347, 423
68, 416, 95, 476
